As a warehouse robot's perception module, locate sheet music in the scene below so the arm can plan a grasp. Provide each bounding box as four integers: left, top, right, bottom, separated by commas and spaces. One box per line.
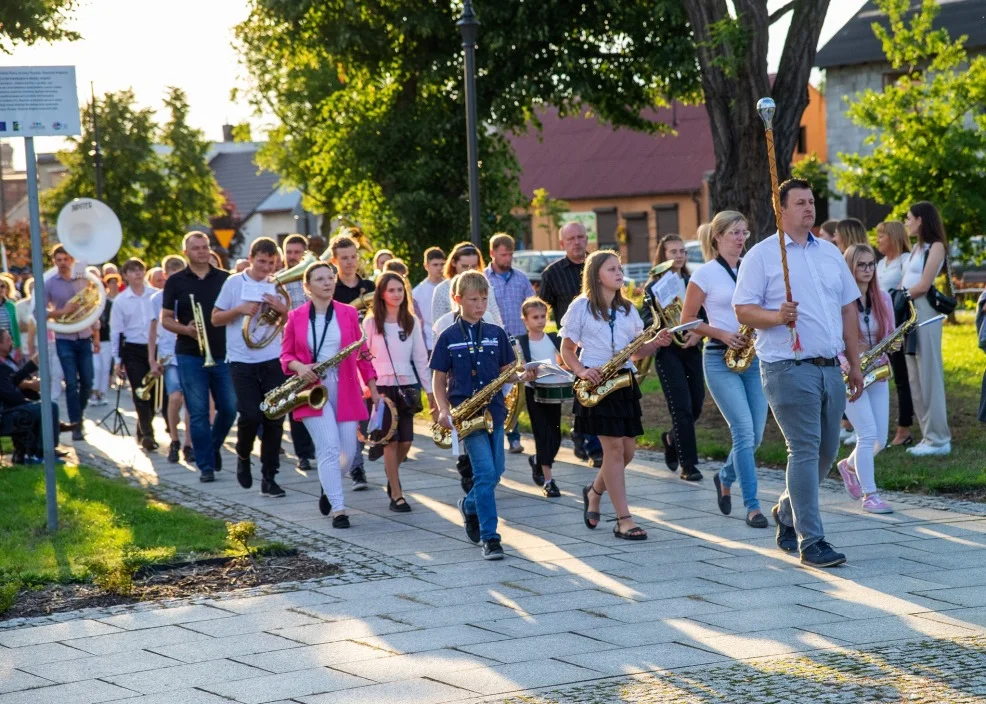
241, 278, 277, 303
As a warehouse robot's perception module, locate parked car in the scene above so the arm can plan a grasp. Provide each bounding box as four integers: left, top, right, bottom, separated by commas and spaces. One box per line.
950, 236, 986, 286
686, 240, 705, 266
512, 250, 565, 289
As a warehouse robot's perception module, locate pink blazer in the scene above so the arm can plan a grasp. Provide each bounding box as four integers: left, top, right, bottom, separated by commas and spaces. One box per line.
281, 301, 376, 421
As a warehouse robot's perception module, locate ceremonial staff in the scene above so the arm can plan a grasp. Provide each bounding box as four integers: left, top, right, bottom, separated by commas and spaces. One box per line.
757, 97, 802, 359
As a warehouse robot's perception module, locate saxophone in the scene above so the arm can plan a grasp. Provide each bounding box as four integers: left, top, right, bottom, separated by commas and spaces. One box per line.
573, 306, 662, 407
432, 340, 525, 449
261, 333, 367, 419
844, 301, 917, 396
724, 324, 757, 373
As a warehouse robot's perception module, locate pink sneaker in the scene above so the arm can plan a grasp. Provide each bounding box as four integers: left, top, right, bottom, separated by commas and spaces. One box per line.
837, 459, 862, 500
862, 493, 893, 514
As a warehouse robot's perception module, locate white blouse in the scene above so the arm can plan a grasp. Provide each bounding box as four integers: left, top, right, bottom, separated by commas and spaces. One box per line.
687, 260, 740, 334
876, 252, 911, 292
901, 244, 942, 289
559, 296, 644, 370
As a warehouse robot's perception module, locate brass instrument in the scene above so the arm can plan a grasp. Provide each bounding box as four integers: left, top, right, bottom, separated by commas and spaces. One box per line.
574, 305, 662, 407
503, 383, 523, 432
261, 333, 366, 419
844, 301, 923, 396
190, 294, 217, 368
432, 340, 525, 449
724, 324, 757, 373
646, 260, 687, 346
135, 355, 173, 402
357, 396, 399, 446
52, 283, 103, 328
242, 253, 316, 349
351, 290, 375, 312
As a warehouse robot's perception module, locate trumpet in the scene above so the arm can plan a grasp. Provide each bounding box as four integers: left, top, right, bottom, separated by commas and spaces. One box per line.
190, 294, 217, 368
135, 355, 173, 401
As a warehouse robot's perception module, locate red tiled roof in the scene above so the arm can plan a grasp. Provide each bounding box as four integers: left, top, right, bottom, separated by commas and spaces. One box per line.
506, 104, 714, 201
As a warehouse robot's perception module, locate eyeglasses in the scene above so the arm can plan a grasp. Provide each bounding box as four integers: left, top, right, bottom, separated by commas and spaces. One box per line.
856, 262, 876, 271
725, 230, 751, 240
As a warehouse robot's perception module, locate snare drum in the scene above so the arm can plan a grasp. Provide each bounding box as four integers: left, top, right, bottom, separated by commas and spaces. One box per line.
532, 373, 574, 405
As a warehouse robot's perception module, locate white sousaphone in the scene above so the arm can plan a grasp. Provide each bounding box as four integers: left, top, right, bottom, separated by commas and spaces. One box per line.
39, 198, 123, 334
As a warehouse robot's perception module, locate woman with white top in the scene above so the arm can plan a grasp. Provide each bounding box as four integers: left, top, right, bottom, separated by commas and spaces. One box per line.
836, 244, 894, 513
431, 242, 502, 327
681, 211, 769, 528
363, 272, 435, 512
875, 220, 915, 447
901, 201, 951, 456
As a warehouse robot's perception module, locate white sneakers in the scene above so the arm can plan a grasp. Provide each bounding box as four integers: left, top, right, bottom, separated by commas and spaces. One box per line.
906, 441, 951, 457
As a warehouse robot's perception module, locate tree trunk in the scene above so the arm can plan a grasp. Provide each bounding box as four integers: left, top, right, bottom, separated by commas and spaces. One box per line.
684, 0, 830, 242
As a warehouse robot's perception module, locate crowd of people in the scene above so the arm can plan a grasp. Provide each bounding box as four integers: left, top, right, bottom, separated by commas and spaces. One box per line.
1, 183, 984, 566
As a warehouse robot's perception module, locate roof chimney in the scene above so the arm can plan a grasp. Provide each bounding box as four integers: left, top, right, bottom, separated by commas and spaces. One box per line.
222, 124, 235, 142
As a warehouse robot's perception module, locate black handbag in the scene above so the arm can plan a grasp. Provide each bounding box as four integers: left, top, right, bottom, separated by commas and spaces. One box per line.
889, 288, 912, 327
924, 248, 957, 315
382, 326, 424, 415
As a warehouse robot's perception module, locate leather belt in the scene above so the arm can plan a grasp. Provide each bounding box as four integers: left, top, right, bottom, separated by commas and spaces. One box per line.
802, 356, 838, 367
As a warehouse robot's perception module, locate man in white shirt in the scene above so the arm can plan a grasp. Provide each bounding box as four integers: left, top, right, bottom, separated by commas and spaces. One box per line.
412, 247, 445, 354
110, 258, 159, 452
733, 178, 864, 569
149, 255, 191, 464
212, 237, 289, 498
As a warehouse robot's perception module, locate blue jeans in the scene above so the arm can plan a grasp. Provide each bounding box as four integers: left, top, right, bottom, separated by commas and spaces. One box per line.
56, 338, 94, 424
463, 425, 505, 542
177, 355, 237, 474
761, 360, 844, 551
704, 351, 768, 512
506, 427, 520, 447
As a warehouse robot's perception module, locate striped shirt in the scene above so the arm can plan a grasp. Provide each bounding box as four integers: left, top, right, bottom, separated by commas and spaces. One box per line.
539, 256, 584, 325
283, 280, 307, 310
484, 264, 534, 337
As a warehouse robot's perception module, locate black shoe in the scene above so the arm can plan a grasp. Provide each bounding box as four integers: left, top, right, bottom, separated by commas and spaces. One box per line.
297, 457, 313, 472
279, 446, 286, 455
167, 441, 180, 464
350, 466, 368, 490
58, 421, 79, 434
800, 540, 846, 568
679, 466, 703, 481
390, 497, 412, 513
662, 431, 678, 472
55, 449, 70, 459
529, 455, 545, 487
713, 474, 731, 515
199, 471, 215, 483
237, 456, 253, 489
141, 437, 157, 452
746, 511, 769, 529
318, 491, 331, 516
573, 448, 588, 462
71, 428, 84, 442
332, 514, 350, 529
458, 497, 480, 544
260, 479, 285, 498
772, 504, 798, 553
482, 538, 504, 560
367, 444, 384, 462
214, 450, 222, 472
543, 479, 561, 498
590, 454, 603, 469
183, 445, 195, 463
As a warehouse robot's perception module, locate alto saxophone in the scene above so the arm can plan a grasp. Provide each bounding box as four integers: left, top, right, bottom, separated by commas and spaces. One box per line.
573, 306, 662, 407
843, 300, 918, 396
261, 333, 367, 419
432, 340, 525, 449
724, 324, 757, 373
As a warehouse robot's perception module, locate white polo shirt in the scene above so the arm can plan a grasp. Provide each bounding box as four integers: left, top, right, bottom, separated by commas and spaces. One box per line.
214, 271, 282, 364
732, 232, 859, 363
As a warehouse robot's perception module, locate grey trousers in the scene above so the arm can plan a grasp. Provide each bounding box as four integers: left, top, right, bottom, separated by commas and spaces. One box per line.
905, 296, 951, 447
762, 360, 845, 551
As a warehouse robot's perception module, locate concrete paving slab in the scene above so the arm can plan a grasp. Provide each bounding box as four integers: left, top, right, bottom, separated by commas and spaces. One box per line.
96, 605, 234, 631
299, 677, 471, 704
430, 659, 604, 695
149, 631, 301, 663
0, 668, 53, 695
200, 667, 372, 703
557, 641, 727, 675
101, 659, 269, 695
18, 649, 180, 683
0, 620, 122, 648
234, 640, 396, 672
0, 642, 92, 667
64, 625, 213, 657
0, 679, 135, 704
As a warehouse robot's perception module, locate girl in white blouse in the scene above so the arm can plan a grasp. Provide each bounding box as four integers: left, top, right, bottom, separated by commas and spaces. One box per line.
363, 272, 435, 512
560, 251, 672, 541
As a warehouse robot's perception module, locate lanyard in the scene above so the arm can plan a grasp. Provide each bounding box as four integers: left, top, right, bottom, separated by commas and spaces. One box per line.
715, 256, 740, 283
857, 296, 873, 347
457, 316, 483, 389
608, 306, 617, 356
309, 303, 335, 360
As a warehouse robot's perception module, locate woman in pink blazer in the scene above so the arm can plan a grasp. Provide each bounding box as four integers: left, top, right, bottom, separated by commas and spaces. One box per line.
281, 262, 379, 528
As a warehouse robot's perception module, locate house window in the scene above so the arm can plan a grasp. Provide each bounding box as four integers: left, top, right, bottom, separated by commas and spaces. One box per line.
623, 211, 650, 264
652, 204, 679, 240
797, 126, 808, 154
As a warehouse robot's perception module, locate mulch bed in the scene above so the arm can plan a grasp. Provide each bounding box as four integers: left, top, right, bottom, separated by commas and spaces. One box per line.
3, 553, 341, 621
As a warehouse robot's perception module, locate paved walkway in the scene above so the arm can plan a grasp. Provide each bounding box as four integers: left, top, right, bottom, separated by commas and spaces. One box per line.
3, 396, 986, 703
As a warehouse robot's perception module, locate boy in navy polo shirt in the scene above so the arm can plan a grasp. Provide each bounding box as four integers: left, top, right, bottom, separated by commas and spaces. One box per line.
431, 271, 534, 560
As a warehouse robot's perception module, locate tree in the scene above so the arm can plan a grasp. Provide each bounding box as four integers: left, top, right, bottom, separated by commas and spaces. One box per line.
0, 0, 80, 53
0, 221, 51, 270
43, 88, 223, 266
835, 0, 986, 257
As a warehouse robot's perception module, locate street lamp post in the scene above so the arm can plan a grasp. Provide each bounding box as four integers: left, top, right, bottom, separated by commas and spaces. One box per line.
457, 1, 481, 248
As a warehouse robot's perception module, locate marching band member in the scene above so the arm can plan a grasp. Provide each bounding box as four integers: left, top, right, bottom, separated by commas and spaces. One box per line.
381, 259, 427, 323
837, 244, 894, 513
110, 258, 159, 452
90, 273, 119, 407
212, 238, 289, 497
681, 211, 768, 528
734, 178, 863, 568
372, 249, 395, 281
412, 247, 446, 355
161, 232, 236, 483
431, 242, 503, 328
363, 272, 435, 512
150, 255, 192, 464
282, 262, 380, 528
281, 234, 317, 472
562, 251, 672, 541
646, 234, 705, 481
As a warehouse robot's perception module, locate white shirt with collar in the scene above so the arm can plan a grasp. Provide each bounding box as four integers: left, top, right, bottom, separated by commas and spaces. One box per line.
110, 285, 159, 363
732, 232, 859, 363
150, 290, 177, 365
559, 296, 644, 371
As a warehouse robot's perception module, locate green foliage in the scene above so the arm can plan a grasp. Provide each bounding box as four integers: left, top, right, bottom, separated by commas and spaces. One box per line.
792, 153, 840, 203
85, 544, 149, 596
0, 581, 19, 615
530, 188, 570, 236
702, 16, 750, 79
0, 0, 80, 53
43, 88, 223, 266
836, 0, 986, 257
225, 521, 259, 557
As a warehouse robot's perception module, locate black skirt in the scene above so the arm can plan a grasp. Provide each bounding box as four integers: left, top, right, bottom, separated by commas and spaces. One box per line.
574, 372, 644, 438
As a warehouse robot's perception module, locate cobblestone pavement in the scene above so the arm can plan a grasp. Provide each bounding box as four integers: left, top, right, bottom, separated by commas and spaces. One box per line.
3, 396, 986, 703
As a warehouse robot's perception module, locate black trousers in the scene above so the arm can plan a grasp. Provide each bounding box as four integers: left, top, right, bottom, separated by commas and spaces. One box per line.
122, 343, 154, 440
888, 349, 914, 428
0, 402, 58, 458
525, 387, 562, 468
230, 359, 286, 479
654, 343, 705, 468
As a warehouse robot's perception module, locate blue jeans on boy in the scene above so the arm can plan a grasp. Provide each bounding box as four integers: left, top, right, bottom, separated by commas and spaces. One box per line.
177, 354, 237, 475
56, 338, 94, 424
463, 425, 505, 542
703, 350, 768, 513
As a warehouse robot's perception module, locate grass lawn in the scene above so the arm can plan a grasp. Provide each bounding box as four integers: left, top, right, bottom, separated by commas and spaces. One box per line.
0, 463, 239, 591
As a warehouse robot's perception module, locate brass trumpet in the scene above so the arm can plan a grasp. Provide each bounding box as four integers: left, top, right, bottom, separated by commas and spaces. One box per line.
135, 355, 173, 401
190, 294, 217, 367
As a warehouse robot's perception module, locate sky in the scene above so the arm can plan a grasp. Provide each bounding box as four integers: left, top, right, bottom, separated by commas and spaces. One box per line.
0, 0, 869, 171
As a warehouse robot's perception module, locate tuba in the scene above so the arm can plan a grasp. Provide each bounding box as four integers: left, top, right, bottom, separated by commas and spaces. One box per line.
645, 261, 688, 346
242, 252, 316, 348
41, 198, 122, 334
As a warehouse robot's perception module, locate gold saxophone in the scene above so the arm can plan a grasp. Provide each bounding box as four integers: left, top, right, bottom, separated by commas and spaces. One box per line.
844, 301, 918, 396
261, 333, 366, 420
432, 340, 525, 449
724, 324, 757, 373
574, 306, 662, 407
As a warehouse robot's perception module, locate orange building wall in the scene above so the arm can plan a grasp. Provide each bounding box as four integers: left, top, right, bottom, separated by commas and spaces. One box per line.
793, 83, 827, 164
